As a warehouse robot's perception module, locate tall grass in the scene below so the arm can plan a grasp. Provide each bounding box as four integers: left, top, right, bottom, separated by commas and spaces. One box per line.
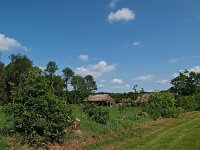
72, 105, 152, 134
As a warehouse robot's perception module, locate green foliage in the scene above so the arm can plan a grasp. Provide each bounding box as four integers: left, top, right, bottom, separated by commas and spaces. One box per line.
0, 62, 6, 102
6, 67, 71, 146
70, 75, 97, 104
194, 93, 200, 110
171, 70, 200, 96
44, 61, 58, 77
4, 54, 33, 102
144, 92, 179, 120
83, 104, 109, 124
175, 96, 198, 111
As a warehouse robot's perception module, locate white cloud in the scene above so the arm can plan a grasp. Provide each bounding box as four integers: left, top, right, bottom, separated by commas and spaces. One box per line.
0, 33, 23, 51
108, 0, 119, 9
78, 54, 89, 61
172, 73, 179, 78
75, 60, 116, 77
108, 8, 135, 23
98, 84, 105, 88
192, 55, 199, 59
101, 80, 106, 83
134, 75, 154, 81
113, 84, 130, 90
111, 78, 123, 84
168, 56, 184, 63
172, 66, 200, 78
189, 66, 200, 73
156, 79, 168, 84
39, 66, 45, 71
133, 41, 141, 46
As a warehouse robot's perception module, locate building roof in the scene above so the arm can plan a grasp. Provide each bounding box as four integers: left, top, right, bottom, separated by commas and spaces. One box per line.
84, 94, 115, 103
136, 93, 151, 103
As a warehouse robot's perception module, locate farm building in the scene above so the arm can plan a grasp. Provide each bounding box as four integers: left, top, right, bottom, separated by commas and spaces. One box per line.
136, 93, 151, 103
84, 94, 115, 107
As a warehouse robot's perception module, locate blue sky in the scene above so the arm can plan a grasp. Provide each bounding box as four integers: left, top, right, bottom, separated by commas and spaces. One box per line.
0, 0, 200, 92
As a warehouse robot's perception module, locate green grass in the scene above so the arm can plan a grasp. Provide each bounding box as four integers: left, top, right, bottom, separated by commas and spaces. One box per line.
85, 111, 200, 150
72, 105, 152, 135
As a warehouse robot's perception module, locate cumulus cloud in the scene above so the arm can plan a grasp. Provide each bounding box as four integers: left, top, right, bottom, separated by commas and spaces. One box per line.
75, 60, 116, 77
172, 65, 200, 78
189, 65, 200, 73
111, 78, 123, 84
108, 8, 135, 23
134, 75, 154, 81
108, 0, 119, 9
156, 79, 168, 84
78, 54, 89, 61
0, 33, 23, 51
133, 41, 141, 46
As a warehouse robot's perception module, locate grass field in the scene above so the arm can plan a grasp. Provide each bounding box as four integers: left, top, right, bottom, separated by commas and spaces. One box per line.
72, 105, 152, 134
0, 105, 200, 150
85, 111, 200, 150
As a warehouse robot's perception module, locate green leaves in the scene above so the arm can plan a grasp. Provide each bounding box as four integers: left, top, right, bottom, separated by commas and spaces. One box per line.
83, 104, 109, 124
144, 92, 178, 120
6, 67, 71, 146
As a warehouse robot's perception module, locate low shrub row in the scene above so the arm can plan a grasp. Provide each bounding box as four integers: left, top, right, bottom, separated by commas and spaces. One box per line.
83, 104, 109, 124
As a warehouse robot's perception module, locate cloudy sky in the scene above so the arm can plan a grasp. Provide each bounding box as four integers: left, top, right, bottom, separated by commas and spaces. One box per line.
0, 0, 200, 92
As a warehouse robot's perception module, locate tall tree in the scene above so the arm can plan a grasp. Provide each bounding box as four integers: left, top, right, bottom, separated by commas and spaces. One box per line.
62, 67, 74, 91
44, 61, 58, 77
171, 70, 200, 96
71, 75, 86, 104
84, 75, 97, 93
44, 61, 58, 93
0, 61, 5, 102
4, 54, 33, 102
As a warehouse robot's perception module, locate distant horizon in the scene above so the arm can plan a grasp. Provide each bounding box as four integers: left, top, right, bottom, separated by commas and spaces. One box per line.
0, 0, 199, 92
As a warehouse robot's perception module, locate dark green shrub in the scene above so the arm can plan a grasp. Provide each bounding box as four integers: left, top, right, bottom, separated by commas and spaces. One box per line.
175, 96, 198, 111
6, 68, 72, 146
144, 92, 178, 120
194, 93, 200, 110
83, 104, 109, 124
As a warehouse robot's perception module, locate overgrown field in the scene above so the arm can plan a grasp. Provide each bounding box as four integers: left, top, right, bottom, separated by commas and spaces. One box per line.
72, 105, 152, 134
85, 111, 200, 150
1, 105, 200, 150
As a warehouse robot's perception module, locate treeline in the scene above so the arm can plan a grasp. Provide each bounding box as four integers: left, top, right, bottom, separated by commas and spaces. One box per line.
0, 53, 99, 146
0, 53, 97, 104
144, 70, 200, 120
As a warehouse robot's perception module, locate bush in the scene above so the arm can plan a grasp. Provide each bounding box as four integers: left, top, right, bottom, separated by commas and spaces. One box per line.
6, 68, 72, 146
194, 93, 200, 110
144, 92, 179, 120
83, 104, 109, 124
175, 96, 198, 111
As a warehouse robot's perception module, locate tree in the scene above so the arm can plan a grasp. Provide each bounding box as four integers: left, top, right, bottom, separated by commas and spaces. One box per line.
0, 61, 6, 102
62, 67, 74, 91
51, 75, 65, 98
171, 70, 200, 96
71, 75, 86, 104
7, 67, 71, 145
84, 75, 97, 93
44, 61, 58, 77
144, 92, 178, 120
4, 54, 33, 102
44, 61, 59, 93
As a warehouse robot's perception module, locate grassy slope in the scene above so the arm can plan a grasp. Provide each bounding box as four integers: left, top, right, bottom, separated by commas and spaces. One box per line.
85, 111, 200, 150
72, 105, 152, 135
